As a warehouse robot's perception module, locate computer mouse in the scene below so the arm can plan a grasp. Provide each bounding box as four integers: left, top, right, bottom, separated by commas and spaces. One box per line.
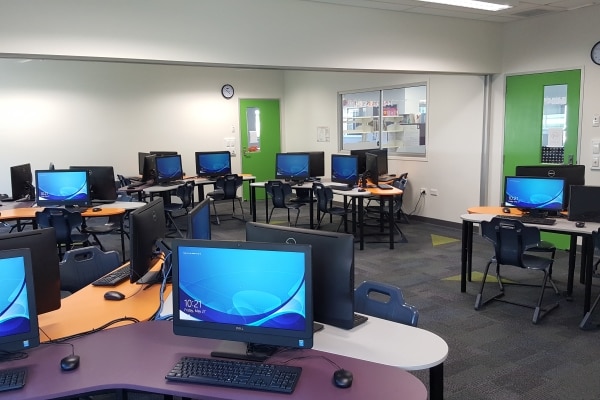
104, 290, 125, 301
92, 207, 102, 212
333, 369, 353, 388
60, 354, 80, 371
576, 221, 585, 228
358, 188, 366, 192
502, 207, 511, 214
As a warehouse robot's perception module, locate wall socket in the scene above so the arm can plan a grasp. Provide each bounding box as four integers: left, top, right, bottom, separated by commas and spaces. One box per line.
420, 188, 427, 195
430, 188, 438, 196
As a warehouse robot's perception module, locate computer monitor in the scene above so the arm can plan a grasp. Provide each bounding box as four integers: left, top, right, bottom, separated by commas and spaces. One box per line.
369, 149, 388, 176
0, 228, 61, 315
138, 152, 151, 175
187, 198, 211, 239
155, 154, 184, 185
515, 164, 585, 209
129, 198, 167, 284
331, 154, 358, 188
70, 166, 117, 203
0, 248, 40, 358
365, 152, 380, 186
503, 176, 566, 216
172, 238, 313, 361
35, 169, 91, 208
350, 148, 379, 175
141, 154, 157, 183
9, 163, 35, 201
246, 222, 360, 330
150, 151, 178, 156
195, 151, 232, 178
275, 153, 310, 182
287, 151, 325, 179
568, 186, 600, 222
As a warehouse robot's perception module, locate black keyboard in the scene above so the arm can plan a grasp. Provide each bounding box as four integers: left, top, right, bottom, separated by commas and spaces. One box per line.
354, 313, 368, 327
377, 183, 393, 190
329, 185, 354, 191
92, 264, 130, 286
497, 215, 556, 226
165, 356, 302, 394
0, 367, 27, 393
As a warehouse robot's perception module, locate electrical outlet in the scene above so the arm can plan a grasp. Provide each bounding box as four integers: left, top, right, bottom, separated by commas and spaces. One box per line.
420, 188, 426, 195
430, 188, 438, 196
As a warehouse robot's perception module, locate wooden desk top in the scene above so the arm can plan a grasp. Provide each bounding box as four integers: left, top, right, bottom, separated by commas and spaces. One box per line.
0, 207, 126, 222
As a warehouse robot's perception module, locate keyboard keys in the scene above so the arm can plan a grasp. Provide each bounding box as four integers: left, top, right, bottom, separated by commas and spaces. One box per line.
0, 367, 27, 393
92, 264, 130, 286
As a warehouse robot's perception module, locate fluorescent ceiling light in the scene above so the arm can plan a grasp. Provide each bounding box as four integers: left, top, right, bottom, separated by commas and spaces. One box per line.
418, 0, 513, 11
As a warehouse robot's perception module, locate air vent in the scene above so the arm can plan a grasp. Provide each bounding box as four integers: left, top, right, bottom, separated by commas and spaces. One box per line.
512, 8, 553, 17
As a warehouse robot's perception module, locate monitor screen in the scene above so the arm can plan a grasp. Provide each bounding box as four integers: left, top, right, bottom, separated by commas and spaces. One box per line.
0, 228, 61, 315
504, 176, 566, 213
350, 148, 379, 175
331, 154, 358, 187
246, 222, 357, 330
141, 154, 157, 183
287, 151, 325, 179
275, 153, 310, 182
35, 169, 91, 207
129, 198, 167, 284
568, 185, 600, 222
172, 239, 313, 361
0, 248, 40, 356
138, 152, 151, 175
70, 166, 117, 203
155, 154, 184, 184
515, 164, 585, 209
365, 152, 380, 186
187, 198, 211, 239
195, 151, 232, 178
10, 163, 35, 201
368, 149, 388, 176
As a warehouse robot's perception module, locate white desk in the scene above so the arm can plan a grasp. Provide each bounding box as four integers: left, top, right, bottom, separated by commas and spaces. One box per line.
159, 292, 448, 399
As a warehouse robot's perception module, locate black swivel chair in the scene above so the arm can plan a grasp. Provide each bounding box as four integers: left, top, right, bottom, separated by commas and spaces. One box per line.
164, 181, 195, 237
354, 280, 419, 327
35, 208, 92, 258
580, 230, 600, 329
313, 182, 350, 232
206, 174, 245, 225
475, 217, 560, 324
265, 180, 304, 227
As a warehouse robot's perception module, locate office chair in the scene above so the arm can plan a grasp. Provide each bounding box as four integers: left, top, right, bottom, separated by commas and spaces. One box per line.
475, 217, 560, 324
354, 280, 419, 327
580, 230, 600, 329
265, 180, 304, 227
164, 181, 195, 237
35, 208, 92, 258
206, 174, 245, 225
59, 246, 121, 296
313, 182, 350, 232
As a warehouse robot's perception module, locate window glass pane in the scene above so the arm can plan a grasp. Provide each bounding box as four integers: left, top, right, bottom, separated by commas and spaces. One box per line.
541, 84, 567, 163
341, 90, 380, 151
246, 107, 261, 152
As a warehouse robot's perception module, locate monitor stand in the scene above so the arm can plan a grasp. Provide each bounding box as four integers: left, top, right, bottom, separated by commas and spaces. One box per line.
211, 341, 279, 362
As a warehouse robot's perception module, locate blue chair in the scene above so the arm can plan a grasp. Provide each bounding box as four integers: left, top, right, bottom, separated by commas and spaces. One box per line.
354, 280, 419, 327
59, 246, 121, 296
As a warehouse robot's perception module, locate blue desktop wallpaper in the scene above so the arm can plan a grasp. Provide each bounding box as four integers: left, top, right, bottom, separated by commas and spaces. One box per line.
0, 256, 31, 337
36, 171, 89, 202
156, 156, 183, 180
505, 177, 565, 210
276, 154, 310, 179
198, 153, 231, 175
332, 156, 358, 182
177, 246, 307, 331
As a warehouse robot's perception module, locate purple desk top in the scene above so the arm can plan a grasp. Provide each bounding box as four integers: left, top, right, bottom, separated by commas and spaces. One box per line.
0, 320, 427, 400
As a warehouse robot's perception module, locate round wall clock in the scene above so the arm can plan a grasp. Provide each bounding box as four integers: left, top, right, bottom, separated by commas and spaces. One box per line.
221, 84, 235, 99
591, 41, 600, 65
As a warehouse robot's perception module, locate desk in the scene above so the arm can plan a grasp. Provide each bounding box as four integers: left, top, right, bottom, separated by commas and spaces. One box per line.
460, 210, 600, 328
0, 321, 427, 400
160, 292, 447, 399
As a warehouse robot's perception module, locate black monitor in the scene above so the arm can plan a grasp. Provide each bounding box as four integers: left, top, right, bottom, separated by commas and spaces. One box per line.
129, 198, 167, 284
150, 151, 178, 156
9, 163, 35, 201
365, 152, 380, 186
288, 151, 325, 179
331, 154, 358, 188
35, 169, 91, 208
141, 154, 157, 183
246, 222, 359, 330
187, 198, 211, 239
138, 152, 151, 175
0, 228, 61, 315
195, 151, 232, 178
172, 238, 313, 361
504, 176, 566, 216
0, 248, 40, 358
368, 149, 388, 176
568, 186, 600, 222
155, 154, 184, 185
275, 153, 310, 182
515, 164, 585, 209
70, 166, 117, 203
350, 148, 379, 175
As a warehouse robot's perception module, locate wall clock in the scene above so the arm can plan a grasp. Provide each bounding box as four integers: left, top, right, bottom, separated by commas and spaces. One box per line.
221, 84, 234, 99
591, 41, 600, 65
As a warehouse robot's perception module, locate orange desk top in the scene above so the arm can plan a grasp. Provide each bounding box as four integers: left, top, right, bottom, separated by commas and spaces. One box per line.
467, 206, 568, 217
38, 260, 171, 342
367, 187, 403, 196
0, 207, 126, 222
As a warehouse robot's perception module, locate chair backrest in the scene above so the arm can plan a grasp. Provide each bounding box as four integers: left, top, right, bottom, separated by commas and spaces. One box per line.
481, 217, 541, 267
265, 180, 292, 208
313, 182, 333, 213
391, 176, 407, 212
35, 208, 80, 246
177, 181, 195, 208
59, 246, 121, 294
215, 174, 242, 200
354, 280, 419, 327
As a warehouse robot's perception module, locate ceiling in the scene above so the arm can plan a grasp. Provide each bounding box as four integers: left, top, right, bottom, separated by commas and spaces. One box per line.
297, 0, 600, 23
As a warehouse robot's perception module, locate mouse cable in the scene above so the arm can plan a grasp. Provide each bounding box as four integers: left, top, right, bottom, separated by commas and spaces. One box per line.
277, 351, 343, 371
152, 252, 173, 320
0, 349, 28, 362
44, 316, 141, 344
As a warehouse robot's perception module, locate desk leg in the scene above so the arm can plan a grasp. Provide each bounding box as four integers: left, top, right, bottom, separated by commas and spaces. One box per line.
583, 235, 593, 314
460, 220, 472, 293
358, 197, 364, 251
251, 186, 257, 222
309, 188, 314, 229
120, 216, 126, 263
567, 235, 577, 298
429, 363, 444, 400
388, 196, 395, 250
248, 179, 255, 216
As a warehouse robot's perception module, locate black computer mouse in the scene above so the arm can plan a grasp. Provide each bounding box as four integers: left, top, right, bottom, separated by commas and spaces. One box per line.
92, 207, 102, 212
358, 188, 366, 192
576, 221, 585, 228
333, 369, 353, 388
104, 290, 125, 301
60, 354, 80, 371
502, 207, 511, 214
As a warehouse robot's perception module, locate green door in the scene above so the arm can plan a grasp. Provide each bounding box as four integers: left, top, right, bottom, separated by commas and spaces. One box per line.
504, 69, 581, 249
239, 99, 281, 200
